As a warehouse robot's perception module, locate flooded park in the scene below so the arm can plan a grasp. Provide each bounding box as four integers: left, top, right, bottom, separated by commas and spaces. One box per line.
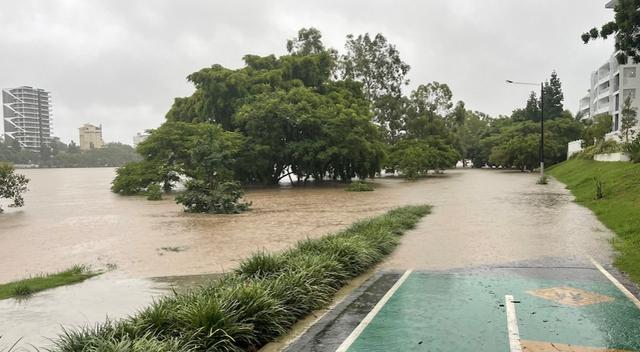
0, 167, 617, 348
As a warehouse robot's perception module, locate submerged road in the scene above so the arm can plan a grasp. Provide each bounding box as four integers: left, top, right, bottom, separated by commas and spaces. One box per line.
284, 170, 640, 352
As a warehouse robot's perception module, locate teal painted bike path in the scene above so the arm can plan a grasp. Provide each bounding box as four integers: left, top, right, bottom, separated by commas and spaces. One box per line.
347, 271, 640, 351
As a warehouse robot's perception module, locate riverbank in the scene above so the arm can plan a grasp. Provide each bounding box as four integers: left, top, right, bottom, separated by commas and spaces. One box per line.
549, 159, 640, 283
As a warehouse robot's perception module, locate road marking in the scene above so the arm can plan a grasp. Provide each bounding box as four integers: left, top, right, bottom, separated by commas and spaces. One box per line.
335, 270, 412, 352
590, 257, 640, 310
505, 295, 523, 352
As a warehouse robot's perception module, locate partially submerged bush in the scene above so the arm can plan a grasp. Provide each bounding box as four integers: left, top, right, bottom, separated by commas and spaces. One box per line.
111, 161, 159, 195
0, 162, 29, 213
146, 184, 163, 201
346, 181, 374, 192
51, 205, 431, 352
175, 180, 251, 214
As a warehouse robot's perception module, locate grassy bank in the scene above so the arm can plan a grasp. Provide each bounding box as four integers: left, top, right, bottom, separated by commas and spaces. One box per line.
0, 265, 99, 300
548, 159, 640, 283
51, 205, 431, 352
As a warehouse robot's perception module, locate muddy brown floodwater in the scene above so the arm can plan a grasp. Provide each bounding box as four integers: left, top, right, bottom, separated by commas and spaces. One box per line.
0, 167, 616, 349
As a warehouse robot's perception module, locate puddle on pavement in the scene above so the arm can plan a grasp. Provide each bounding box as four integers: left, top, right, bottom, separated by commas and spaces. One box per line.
0, 273, 220, 350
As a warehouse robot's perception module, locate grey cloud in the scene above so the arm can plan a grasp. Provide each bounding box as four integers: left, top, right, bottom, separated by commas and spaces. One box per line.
0, 0, 615, 144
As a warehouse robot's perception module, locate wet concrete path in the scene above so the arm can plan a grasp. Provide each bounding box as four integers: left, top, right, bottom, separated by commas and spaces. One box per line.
283, 170, 640, 351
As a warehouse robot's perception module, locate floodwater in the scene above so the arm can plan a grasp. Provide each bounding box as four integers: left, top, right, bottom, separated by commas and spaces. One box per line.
0, 167, 616, 349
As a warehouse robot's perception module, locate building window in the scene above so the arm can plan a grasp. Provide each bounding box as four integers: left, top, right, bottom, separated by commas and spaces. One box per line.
623, 88, 636, 101
624, 67, 636, 78
615, 114, 620, 131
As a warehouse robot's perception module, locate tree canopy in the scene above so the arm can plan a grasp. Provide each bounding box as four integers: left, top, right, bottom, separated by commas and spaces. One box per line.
0, 163, 29, 213
582, 0, 640, 64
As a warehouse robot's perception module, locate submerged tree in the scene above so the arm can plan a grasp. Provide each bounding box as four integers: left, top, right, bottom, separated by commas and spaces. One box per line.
0, 163, 29, 213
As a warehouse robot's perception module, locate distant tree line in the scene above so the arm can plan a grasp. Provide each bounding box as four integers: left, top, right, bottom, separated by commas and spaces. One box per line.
0, 138, 141, 168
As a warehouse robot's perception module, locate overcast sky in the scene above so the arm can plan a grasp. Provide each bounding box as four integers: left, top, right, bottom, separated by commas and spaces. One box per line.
0, 0, 615, 145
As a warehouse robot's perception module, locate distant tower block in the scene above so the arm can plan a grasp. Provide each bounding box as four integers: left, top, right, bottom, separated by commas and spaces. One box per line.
2, 86, 53, 152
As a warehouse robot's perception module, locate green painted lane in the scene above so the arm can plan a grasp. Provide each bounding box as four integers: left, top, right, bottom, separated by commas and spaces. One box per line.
347, 271, 640, 352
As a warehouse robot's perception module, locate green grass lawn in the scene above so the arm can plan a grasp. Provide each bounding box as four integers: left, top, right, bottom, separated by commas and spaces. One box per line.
549, 159, 640, 283
0, 265, 100, 300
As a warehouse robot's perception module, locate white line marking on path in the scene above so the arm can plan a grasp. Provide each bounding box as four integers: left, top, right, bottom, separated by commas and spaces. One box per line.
590, 257, 640, 310
335, 270, 413, 352
505, 295, 523, 352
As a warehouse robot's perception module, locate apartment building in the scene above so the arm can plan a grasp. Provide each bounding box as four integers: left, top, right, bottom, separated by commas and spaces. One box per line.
79, 123, 104, 150
2, 86, 52, 152
578, 0, 640, 140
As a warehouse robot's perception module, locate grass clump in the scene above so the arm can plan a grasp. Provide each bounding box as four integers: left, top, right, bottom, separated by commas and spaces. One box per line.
0, 265, 100, 300
51, 205, 431, 352
548, 159, 640, 283
345, 181, 374, 192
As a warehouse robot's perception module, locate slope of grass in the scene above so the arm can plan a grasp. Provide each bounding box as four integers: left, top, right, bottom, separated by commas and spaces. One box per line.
0, 265, 100, 300
51, 205, 431, 352
548, 159, 640, 283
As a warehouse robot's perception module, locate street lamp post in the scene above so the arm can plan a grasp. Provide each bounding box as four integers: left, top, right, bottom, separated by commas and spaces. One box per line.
505, 80, 545, 178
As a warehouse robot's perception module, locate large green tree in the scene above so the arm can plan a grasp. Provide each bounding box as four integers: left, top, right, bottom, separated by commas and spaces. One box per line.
582, 0, 640, 64
542, 71, 564, 119
112, 28, 394, 214
340, 33, 410, 142
388, 82, 459, 176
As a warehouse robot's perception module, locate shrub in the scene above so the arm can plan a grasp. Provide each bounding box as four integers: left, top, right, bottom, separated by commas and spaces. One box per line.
51, 205, 431, 352
626, 137, 640, 163
594, 177, 604, 199
175, 180, 251, 214
345, 181, 374, 192
146, 184, 163, 201
575, 139, 623, 160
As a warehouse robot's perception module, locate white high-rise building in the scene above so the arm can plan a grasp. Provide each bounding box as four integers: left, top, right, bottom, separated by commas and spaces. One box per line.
2, 86, 53, 152
578, 0, 640, 140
